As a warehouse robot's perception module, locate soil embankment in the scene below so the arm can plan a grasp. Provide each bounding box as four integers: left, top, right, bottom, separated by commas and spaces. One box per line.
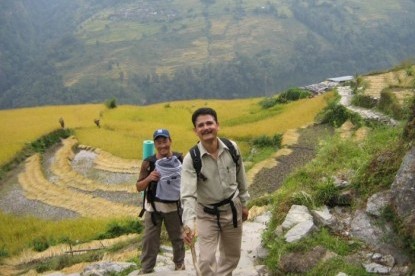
249, 124, 334, 199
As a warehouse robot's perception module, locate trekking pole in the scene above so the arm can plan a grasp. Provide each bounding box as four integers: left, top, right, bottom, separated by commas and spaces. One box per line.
184, 226, 202, 276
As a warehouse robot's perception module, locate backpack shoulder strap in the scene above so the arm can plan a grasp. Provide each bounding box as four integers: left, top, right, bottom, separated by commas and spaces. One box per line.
145, 154, 157, 172
220, 137, 240, 167
190, 138, 240, 180
190, 143, 205, 180
172, 151, 184, 163
139, 154, 157, 218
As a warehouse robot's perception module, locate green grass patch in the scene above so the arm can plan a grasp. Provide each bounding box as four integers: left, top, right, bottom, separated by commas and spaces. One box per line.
0, 212, 140, 259
0, 128, 73, 180
308, 257, 371, 276
264, 228, 363, 274
261, 122, 408, 273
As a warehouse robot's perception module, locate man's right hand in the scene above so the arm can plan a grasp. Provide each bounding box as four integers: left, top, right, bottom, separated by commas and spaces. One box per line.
147, 170, 160, 183
182, 225, 195, 245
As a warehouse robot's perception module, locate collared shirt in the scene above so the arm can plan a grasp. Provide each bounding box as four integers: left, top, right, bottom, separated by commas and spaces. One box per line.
180, 138, 250, 229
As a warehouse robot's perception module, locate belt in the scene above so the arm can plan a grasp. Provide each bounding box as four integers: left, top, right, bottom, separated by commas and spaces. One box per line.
202, 192, 237, 231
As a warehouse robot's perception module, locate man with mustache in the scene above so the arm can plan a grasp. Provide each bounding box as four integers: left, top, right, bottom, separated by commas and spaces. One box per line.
181, 107, 250, 275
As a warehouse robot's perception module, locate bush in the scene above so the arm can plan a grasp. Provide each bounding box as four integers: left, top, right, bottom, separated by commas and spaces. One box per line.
29, 128, 73, 154
290, 191, 314, 208
96, 219, 142, 240
314, 181, 339, 207
317, 102, 362, 127
351, 75, 368, 93
378, 88, 404, 119
259, 97, 279, 109
105, 98, 117, 109
353, 144, 406, 195
403, 97, 415, 141
0, 128, 73, 180
252, 134, 282, 148
32, 236, 50, 252
352, 94, 377, 108
277, 87, 312, 103
0, 245, 8, 258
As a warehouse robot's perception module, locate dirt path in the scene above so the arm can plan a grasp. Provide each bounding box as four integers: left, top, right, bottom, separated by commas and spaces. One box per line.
337, 86, 398, 125
249, 124, 333, 199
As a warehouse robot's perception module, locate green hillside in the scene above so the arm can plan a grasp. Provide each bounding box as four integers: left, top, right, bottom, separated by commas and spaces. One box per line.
1, 0, 415, 108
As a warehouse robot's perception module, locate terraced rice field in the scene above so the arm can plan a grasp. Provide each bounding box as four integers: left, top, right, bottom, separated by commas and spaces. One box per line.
0, 136, 140, 219
362, 68, 414, 103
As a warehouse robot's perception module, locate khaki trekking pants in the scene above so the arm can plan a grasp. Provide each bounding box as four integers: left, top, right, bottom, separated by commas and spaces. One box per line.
196, 197, 243, 276
140, 210, 185, 273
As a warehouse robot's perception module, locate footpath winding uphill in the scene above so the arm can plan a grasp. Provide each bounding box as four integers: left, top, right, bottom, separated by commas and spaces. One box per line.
337, 86, 398, 126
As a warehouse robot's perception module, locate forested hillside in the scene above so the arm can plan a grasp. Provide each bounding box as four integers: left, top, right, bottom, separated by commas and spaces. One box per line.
1, 0, 415, 109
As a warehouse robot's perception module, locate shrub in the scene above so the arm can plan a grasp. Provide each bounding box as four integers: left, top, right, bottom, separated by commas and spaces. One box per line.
0, 245, 8, 258
32, 236, 50, 252
352, 94, 377, 108
259, 97, 279, 109
29, 128, 73, 154
277, 87, 311, 103
290, 191, 314, 208
378, 88, 404, 119
1, 128, 73, 180
317, 102, 362, 127
252, 134, 282, 148
96, 219, 142, 240
314, 180, 339, 207
105, 98, 117, 109
353, 144, 406, 195
403, 97, 415, 141
351, 75, 368, 93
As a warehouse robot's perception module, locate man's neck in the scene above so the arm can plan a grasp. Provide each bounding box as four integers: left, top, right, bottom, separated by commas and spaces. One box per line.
157, 152, 172, 159
201, 138, 219, 157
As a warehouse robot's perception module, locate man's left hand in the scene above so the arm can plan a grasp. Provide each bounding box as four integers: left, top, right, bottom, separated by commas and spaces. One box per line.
242, 206, 249, 221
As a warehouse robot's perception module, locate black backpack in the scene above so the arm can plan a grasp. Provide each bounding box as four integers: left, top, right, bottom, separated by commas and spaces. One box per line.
189, 137, 240, 181
138, 152, 183, 221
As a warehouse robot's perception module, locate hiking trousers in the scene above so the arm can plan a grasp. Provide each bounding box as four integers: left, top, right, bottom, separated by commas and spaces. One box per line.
196, 197, 243, 276
140, 210, 185, 273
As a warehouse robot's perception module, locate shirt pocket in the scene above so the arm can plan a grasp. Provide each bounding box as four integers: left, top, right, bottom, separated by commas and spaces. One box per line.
226, 164, 237, 184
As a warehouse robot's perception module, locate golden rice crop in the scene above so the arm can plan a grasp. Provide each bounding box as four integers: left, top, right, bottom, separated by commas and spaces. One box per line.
0, 96, 331, 165
0, 104, 105, 166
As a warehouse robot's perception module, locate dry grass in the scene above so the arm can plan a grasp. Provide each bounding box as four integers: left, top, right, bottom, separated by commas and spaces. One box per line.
338, 120, 369, 142
363, 68, 414, 103
3, 234, 139, 268
18, 154, 138, 217
50, 136, 136, 193
87, 146, 141, 174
